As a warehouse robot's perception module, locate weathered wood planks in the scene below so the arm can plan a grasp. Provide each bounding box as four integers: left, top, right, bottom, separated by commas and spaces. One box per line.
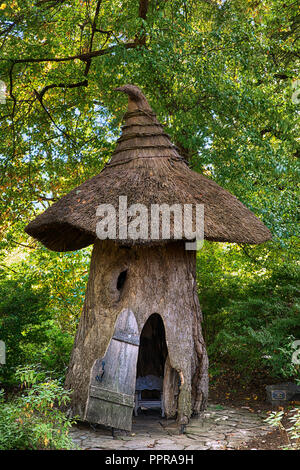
85, 309, 139, 431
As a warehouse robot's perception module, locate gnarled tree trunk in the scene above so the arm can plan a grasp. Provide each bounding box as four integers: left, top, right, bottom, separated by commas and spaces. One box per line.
65, 239, 208, 425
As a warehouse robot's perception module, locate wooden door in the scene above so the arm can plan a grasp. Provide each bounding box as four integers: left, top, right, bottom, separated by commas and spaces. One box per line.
85, 309, 139, 431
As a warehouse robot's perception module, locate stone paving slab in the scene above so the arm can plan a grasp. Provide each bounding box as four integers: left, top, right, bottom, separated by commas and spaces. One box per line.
69, 404, 272, 450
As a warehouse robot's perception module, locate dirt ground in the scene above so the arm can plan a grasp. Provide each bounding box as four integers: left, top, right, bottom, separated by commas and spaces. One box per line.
209, 366, 299, 450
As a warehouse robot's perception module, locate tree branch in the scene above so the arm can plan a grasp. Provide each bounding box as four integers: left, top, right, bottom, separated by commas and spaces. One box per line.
10, 239, 36, 250
84, 0, 103, 76
38, 79, 88, 100
2, 42, 137, 66
0, 264, 19, 274
34, 193, 58, 202
238, 244, 260, 262
33, 88, 76, 141
135, 0, 149, 46
35, 0, 67, 8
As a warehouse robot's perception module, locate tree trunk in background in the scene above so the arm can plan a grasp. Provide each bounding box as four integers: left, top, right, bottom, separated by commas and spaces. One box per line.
65, 240, 208, 425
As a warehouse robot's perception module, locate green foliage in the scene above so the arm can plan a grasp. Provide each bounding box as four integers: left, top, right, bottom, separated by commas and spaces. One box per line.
0, 0, 298, 247
0, 365, 76, 450
288, 408, 300, 446
0, 274, 50, 383
0, 264, 77, 384
20, 322, 74, 378
266, 408, 300, 450
0, 0, 298, 393
198, 242, 300, 380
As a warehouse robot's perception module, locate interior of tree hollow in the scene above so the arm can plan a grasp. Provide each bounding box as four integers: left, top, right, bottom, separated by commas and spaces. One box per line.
116, 269, 127, 290
137, 313, 168, 399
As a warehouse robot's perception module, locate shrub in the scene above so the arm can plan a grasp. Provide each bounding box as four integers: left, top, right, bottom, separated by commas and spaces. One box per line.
0, 365, 76, 450
20, 322, 74, 380
266, 407, 300, 450
198, 244, 300, 381
0, 276, 50, 384
0, 274, 74, 385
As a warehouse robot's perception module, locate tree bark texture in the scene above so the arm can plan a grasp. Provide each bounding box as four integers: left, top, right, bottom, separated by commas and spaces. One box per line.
65, 240, 208, 425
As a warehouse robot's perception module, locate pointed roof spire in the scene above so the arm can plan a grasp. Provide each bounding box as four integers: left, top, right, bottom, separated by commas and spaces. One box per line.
114, 84, 154, 112
108, 85, 184, 168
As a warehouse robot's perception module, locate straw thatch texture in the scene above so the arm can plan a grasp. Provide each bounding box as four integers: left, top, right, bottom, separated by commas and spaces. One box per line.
25, 85, 271, 251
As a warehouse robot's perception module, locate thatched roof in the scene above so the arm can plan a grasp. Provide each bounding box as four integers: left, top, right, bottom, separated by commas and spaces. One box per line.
25, 85, 271, 251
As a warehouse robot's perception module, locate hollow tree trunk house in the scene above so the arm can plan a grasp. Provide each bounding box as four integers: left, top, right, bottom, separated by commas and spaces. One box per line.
25, 85, 271, 431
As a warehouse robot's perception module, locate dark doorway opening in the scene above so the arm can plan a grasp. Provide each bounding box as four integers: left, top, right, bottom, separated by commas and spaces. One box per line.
136, 313, 168, 401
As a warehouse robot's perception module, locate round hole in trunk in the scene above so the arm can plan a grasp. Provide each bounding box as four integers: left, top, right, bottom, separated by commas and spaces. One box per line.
117, 270, 127, 290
